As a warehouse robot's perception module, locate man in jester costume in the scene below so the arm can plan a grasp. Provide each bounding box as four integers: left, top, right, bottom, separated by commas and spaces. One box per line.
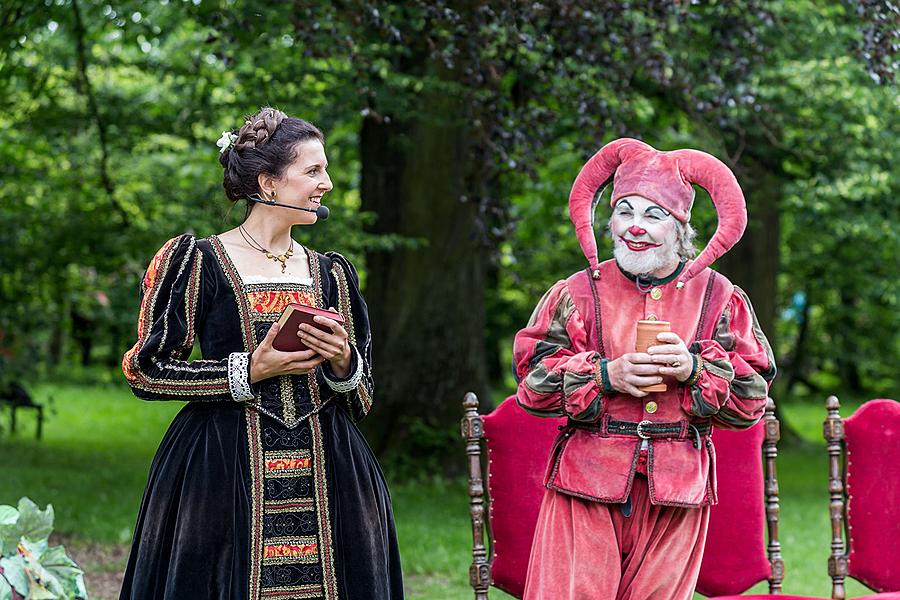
513, 138, 776, 599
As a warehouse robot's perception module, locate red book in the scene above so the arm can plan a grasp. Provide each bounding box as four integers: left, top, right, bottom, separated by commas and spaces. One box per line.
272, 304, 345, 352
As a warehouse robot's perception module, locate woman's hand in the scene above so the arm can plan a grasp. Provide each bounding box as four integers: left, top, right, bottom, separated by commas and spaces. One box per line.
647, 331, 694, 382
606, 353, 664, 398
249, 323, 326, 384
297, 308, 353, 377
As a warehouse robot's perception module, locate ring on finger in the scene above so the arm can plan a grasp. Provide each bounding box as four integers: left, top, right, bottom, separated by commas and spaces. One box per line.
671, 360, 681, 368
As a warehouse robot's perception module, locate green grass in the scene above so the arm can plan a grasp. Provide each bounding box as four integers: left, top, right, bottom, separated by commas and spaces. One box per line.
0, 384, 182, 543
0, 385, 886, 598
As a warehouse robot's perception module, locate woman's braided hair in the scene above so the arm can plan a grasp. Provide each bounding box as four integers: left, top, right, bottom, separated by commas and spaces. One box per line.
219, 106, 324, 205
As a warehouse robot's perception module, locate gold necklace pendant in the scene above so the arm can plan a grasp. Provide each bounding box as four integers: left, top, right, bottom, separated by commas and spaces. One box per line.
238, 226, 293, 273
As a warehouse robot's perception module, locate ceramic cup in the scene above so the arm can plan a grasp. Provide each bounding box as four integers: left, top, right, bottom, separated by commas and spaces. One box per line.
635, 320, 671, 393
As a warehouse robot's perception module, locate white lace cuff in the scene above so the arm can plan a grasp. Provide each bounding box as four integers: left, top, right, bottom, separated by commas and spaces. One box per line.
322, 347, 363, 394
228, 352, 255, 402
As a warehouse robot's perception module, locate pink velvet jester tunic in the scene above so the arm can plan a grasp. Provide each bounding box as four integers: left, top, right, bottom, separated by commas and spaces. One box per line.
513, 258, 775, 598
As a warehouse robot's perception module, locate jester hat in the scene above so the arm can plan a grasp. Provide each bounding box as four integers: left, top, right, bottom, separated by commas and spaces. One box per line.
568, 138, 747, 286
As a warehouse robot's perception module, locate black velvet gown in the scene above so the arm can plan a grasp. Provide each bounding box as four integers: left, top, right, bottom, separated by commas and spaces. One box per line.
119, 234, 403, 600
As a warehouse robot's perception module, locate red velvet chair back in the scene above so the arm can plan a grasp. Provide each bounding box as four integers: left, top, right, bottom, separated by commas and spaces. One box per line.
843, 399, 900, 592
481, 396, 565, 598
695, 420, 774, 596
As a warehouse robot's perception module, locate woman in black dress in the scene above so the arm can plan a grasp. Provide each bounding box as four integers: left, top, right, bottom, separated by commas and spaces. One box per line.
120, 107, 403, 600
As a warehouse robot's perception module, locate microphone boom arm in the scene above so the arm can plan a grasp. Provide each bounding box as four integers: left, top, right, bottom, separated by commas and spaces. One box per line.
248, 195, 330, 220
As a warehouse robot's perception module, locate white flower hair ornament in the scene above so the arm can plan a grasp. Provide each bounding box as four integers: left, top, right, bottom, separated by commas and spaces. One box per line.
216, 131, 238, 154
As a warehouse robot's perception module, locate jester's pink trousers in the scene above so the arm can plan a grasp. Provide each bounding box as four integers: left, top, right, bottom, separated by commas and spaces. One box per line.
523, 471, 709, 600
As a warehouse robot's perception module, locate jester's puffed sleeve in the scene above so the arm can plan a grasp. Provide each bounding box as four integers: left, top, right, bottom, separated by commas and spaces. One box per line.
320, 252, 374, 423
683, 286, 776, 429
122, 234, 250, 402
513, 280, 603, 422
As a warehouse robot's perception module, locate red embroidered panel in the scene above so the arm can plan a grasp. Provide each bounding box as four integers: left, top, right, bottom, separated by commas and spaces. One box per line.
248, 290, 317, 314
263, 539, 319, 561
266, 457, 311, 472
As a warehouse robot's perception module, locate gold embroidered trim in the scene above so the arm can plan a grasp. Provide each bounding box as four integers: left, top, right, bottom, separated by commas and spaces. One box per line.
280, 375, 297, 427
309, 414, 338, 599
210, 235, 255, 350
185, 249, 202, 345
260, 584, 323, 599
245, 407, 265, 599
309, 250, 323, 309
357, 383, 373, 414
264, 500, 315, 513
330, 263, 356, 346
330, 259, 373, 415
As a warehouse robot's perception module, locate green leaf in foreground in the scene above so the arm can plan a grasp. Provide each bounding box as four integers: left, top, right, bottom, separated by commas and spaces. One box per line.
0, 556, 28, 594
0, 576, 14, 600
15, 498, 54, 543
0, 499, 87, 599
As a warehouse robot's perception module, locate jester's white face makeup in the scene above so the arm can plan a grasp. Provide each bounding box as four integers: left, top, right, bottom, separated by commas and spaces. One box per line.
610, 195, 680, 276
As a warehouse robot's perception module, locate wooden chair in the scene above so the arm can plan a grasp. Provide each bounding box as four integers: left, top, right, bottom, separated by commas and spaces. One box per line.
462, 393, 827, 599
461, 392, 564, 598
824, 397, 900, 600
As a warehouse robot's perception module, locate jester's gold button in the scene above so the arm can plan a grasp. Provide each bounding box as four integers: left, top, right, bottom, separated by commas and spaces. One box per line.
645, 401, 658, 414
650, 287, 663, 300
646, 314, 658, 321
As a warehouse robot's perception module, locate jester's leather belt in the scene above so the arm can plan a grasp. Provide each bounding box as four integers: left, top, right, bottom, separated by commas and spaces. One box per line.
564, 418, 711, 448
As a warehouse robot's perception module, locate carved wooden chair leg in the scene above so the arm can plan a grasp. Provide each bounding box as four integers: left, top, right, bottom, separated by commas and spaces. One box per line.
462, 392, 490, 599
824, 395, 848, 600
762, 397, 784, 592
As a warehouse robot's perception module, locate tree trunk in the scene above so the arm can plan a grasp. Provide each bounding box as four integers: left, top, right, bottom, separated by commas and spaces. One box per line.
836, 288, 863, 392
718, 157, 780, 349
717, 154, 801, 440
359, 72, 489, 468
70, 310, 94, 367
783, 288, 812, 396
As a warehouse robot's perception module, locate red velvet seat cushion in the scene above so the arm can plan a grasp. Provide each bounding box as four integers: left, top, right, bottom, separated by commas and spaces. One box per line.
706, 595, 824, 599
695, 421, 772, 597
482, 396, 565, 598
844, 399, 900, 593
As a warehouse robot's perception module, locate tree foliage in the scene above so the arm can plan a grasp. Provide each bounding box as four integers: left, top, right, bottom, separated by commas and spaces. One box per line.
0, 1, 896, 468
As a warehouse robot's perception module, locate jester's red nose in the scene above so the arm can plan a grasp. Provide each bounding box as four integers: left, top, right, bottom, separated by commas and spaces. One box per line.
627, 225, 647, 237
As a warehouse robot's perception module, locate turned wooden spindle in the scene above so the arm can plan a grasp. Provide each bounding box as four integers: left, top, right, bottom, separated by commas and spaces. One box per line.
824, 395, 848, 600
763, 397, 785, 592
462, 392, 491, 599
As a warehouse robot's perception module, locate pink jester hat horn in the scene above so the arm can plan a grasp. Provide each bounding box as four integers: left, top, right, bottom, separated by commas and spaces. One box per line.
568, 138, 653, 278
670, 149, 747, 287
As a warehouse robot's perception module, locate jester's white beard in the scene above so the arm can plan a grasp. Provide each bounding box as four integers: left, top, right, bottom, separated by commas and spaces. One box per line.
612, 236, 679, 277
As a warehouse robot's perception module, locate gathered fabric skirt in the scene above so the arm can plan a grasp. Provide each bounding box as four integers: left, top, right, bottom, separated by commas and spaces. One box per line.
119, 402, 403, 600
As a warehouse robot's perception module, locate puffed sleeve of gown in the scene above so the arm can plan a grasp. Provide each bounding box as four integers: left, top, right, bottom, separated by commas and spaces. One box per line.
122, 234, 255, 402
319, 252, 374, 423
682, 286, 776, 429
513, 280, 604, 422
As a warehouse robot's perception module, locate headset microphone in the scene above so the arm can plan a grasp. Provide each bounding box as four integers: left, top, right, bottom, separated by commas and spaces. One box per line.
248, 194, 330, 220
